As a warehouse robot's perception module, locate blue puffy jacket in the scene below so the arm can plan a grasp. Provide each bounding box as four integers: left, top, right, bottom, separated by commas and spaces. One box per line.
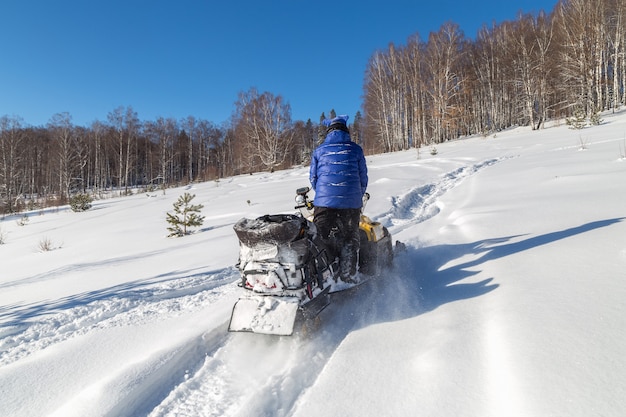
310, 129, 368, 209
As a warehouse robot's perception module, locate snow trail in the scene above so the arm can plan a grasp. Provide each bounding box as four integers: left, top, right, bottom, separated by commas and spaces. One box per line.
148, 333, 306, 417
144, 258, 420, 416
376, 158, 502, 231
0, 268, 238, 367
0, 157, 505, 417
139, 159, 499, 416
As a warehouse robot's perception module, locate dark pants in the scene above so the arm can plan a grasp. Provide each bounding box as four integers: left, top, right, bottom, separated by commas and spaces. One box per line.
313, 207, 361, 279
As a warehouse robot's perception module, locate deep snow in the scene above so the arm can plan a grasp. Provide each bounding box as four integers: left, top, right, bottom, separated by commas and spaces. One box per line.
1, 112, 626, 417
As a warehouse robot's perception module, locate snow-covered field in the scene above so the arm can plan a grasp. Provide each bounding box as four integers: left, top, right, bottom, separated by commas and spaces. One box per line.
2, 112, 626, 417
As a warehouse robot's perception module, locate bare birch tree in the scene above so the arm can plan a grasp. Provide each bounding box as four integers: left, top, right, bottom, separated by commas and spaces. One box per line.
145, 117, 178, 191
553, 0, 604, 116
364, 49, 395, 152
234, 88, 295, 172
424, 22, 466, 143
0, 116, 25, 213
107, 106, 140, 194
48, 112, 76, 203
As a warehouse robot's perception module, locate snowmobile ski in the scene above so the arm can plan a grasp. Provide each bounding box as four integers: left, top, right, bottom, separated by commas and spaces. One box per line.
301, 285, 331, 319
328, 275, 371, 294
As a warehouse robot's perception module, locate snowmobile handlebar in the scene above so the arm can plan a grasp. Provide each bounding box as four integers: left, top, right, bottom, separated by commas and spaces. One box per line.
295, 187, 314, 210
295, 187, 370, 212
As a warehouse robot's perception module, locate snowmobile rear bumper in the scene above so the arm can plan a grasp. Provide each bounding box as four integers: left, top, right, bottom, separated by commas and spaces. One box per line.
228, 295, 300, 336
228, 286, 331, 336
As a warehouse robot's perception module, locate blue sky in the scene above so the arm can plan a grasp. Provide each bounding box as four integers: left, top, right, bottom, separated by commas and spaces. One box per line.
0, 0, 557, 127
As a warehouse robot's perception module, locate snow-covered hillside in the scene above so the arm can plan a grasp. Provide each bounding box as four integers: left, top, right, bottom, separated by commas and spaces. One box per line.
2, 112, 626, 417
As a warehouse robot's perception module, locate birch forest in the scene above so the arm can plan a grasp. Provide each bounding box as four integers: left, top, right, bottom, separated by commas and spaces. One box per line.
362, 0, 626, 152
1, 0, 625, 213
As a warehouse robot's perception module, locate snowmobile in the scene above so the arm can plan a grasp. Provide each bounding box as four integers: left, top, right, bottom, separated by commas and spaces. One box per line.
228, 187, 395, 336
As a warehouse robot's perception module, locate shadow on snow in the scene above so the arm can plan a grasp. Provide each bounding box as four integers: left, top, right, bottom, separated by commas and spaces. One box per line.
314, 217, 625, 337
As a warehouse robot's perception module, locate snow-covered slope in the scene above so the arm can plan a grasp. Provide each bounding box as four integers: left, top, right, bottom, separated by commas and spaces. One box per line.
2, 112, 626, 417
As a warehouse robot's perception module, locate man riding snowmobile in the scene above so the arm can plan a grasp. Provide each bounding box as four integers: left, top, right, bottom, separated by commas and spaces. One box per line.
310, 115, 367, 283
228, 187, 395, 336
228, 116, 396, 336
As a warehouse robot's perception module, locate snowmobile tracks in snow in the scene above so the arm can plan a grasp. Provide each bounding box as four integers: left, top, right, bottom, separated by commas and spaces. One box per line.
0, 267, 238, 367
377, 158, 502, 232
108, 326, 234, 417
149, 322, 350, 417
144, 159, 506, 416
0, 266, 334, 416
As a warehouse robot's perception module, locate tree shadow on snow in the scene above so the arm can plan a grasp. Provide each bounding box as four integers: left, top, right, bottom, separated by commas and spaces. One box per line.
316, 217, 625, 337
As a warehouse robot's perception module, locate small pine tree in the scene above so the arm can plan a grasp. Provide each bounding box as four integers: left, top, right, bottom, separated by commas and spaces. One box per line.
318, 112, 327, 145
429, 141, 438, 155
166, 192, 205, 237
589, 112, 603, 126
17, 214, 29, 226
70, 193, 93, 212
566, 107, 587, 130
